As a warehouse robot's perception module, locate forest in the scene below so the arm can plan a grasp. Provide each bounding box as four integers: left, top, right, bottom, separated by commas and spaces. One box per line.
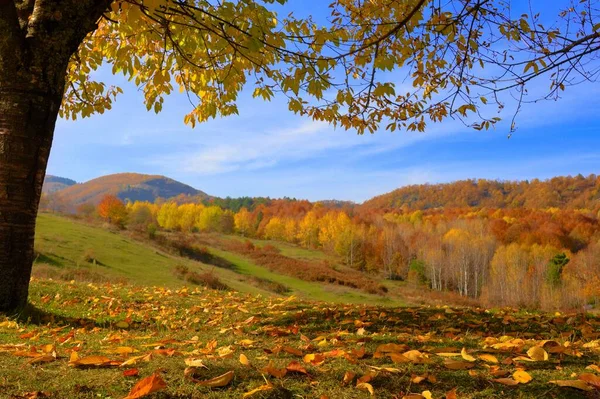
50, 174, 600, 311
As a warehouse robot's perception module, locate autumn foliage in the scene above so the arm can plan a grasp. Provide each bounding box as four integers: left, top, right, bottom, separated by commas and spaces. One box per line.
97, 195, 128, 227
77, 174, 600, 310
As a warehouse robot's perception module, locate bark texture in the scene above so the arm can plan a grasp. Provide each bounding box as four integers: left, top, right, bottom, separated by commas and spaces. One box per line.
0, 0, 112, 310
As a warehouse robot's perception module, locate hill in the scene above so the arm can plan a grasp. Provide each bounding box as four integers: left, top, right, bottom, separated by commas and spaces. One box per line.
42, 175, 77, 194
54, 172, 210, 206
361, 174, 600, 211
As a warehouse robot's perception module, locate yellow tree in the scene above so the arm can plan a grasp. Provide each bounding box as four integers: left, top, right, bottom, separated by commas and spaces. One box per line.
1, 0, 599, 310
234, 207, 253, 237
284, 219, 298, 243
298, 210, 320, 248
264, 217, 286, 241
179, 203, 203, 232
196, 205, 224, 232
156, 202, 180, 230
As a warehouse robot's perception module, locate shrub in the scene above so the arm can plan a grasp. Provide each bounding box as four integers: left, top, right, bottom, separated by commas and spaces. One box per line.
186, 271, 229, 290
146, 223, 158, 239
248, 276, 289, 294
173, 264, 189, 279
261, 244, 280, 253
81, 249, 98, 265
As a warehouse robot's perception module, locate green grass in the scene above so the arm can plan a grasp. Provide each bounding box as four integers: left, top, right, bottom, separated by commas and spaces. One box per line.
0, 279, 597, 399
35, 213, 186, 287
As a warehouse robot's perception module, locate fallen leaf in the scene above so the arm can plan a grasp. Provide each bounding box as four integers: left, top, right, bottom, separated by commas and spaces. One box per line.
444, 359, 475, 370
343, 371, 356, 385
239, 353, 251, 366
356, 382, 374, 396
124, 373, 167, 399
194, 370, 234, 387
461, 347, 476, 362
493, 378, 519, 386
123, 369, 139, 377
375, 343, 407, 353
28, 355, 55, 365
286, 361, 308, 375
184, 358, 207, 368
527, 346, 549, 361
513, 369, 532, 384
69, 355, 114, 368
262, 362, 287, 378
303, 353, 325, 365
478, 354, 499, 364
283, 346, 303, 357
579, 373, 600, 388
549, 380, 593, 391
243, 383, 273, 398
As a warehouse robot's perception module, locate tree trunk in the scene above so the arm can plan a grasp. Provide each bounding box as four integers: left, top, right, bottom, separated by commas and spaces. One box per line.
0, 84, 60, 311
0, 0, 113, 311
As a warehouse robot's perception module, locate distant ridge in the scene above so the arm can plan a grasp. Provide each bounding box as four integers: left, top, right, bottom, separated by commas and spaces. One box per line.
43, 175, 77, 194
360, 175, 600, 211
49, 173, 210, 206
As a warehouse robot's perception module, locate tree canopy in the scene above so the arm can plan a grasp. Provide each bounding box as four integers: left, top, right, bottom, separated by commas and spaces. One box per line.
62, 0, 600, 133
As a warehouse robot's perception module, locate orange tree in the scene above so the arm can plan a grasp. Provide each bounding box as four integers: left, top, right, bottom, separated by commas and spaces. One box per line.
1, 0, 600, 310
97, 195, 128, 227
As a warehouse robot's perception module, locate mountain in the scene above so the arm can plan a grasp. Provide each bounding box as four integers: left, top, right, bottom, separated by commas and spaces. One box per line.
360, 175, 600, 211
54, 173, 210, 206
42, 175, 77, 194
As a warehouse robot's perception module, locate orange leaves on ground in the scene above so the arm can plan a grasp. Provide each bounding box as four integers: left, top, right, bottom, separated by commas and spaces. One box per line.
184, 358, 207, 368
493, 369, 532, 385
193, 371, 234, 387
303, 353, 325, 366
579, 373, 600, 388
402, 392, 433, 399
460, 348, 476, 362
28, 355, 56, 365
342, 371, 356, 385
123, 369, 140, 377
526, 346, 549, 361
443, 359, 475, 370
478, 354, 499, 364
69, 354, 118, 368
261, 362, 288, 378
550, 380, 594, 391
123, 373, 167, 399
243, 383, 273, 398
513, 369, 532, 384
285, 361, 309, 376
239, 353, 251, 366
356, 382, 374, 396
282, 346, 303, 357
375, 343, 408, 354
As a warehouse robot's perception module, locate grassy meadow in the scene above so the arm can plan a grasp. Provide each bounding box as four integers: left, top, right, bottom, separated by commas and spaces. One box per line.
0, 213, 596, 398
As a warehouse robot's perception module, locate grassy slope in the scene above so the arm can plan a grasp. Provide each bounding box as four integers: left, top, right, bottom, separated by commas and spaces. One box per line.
34, 213, 270, 295
0, 279, 596, 399
34, 213, 402, 306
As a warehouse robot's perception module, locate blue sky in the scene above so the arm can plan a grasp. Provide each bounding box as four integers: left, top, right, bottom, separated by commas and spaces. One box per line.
47, 1, 600, 202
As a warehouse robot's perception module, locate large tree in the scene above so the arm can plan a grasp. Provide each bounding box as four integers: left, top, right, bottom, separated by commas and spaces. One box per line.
1, 0, 599, 310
